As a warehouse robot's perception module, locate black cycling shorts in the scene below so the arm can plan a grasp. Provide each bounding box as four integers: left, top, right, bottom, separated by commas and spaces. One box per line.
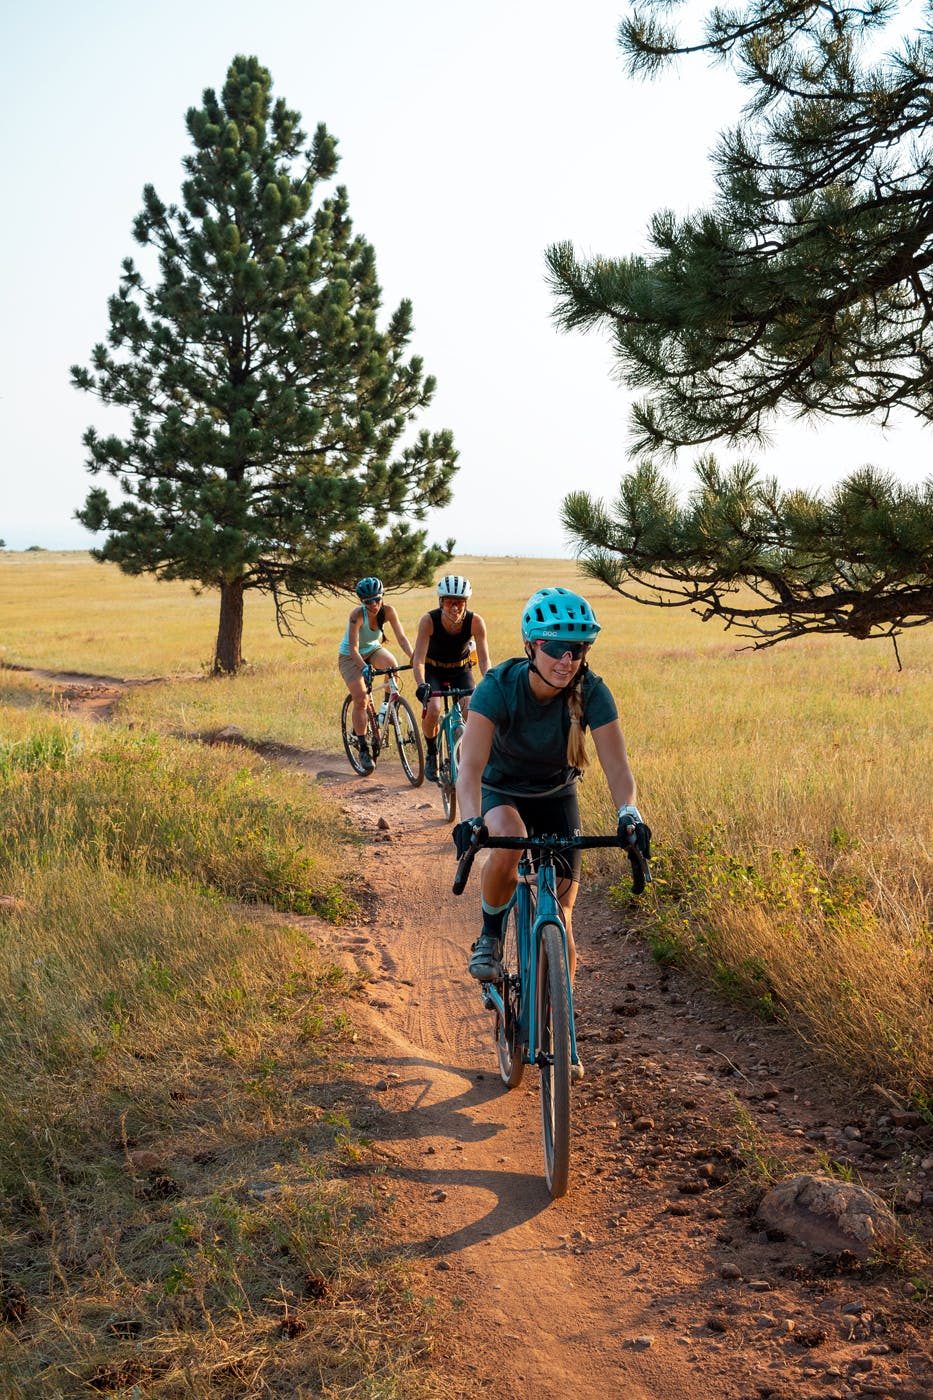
424, 666, 475, 695
479, 787, 582, 883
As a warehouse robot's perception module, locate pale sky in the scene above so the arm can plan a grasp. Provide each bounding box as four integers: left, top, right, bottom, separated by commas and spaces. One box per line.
2, 0, 929, 554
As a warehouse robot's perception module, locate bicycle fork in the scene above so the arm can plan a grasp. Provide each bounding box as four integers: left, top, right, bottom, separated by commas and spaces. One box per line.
479, 874, 581, 1074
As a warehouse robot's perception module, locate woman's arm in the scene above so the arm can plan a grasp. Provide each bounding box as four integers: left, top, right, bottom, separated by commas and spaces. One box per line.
384, 605, 414, 660
455, 710, 495, 821
471, 613, 492, 676
591, 720, 637, 810
347, 608, 365, 668
411, 614, 433, 688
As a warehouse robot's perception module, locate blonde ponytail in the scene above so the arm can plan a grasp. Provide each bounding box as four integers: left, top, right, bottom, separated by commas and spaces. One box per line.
566, 676, 589, 773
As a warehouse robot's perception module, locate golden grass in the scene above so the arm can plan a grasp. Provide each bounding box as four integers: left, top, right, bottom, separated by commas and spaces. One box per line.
3, 553, 931, 1103
0, 676, 468, 1397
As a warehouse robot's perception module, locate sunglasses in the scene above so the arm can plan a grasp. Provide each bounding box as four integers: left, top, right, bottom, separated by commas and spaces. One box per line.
537, 639, 588, 661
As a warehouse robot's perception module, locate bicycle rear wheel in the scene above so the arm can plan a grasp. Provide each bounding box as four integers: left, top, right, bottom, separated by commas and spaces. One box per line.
438, 723, 456, 821
340, 696, 378, 775
536, 921, 572, 1198
495, 901, 524, 1089
392, 696, 425, 786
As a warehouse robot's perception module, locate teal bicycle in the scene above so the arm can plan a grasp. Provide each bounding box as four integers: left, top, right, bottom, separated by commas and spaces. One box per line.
428, 686, 471, 822
453, 826, 649, 1198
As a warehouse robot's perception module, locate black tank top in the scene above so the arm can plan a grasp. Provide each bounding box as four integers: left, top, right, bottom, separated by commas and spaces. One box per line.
426, 608, 474, 668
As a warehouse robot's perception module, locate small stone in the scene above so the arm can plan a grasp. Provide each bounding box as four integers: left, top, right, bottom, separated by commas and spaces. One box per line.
748, 1278, 773, 1292
435, 1260, 451, 1271
720, 1262, 743, 1280
247, 1181, 283, 1201
634, 1116, 654, 1131
631, 1335, 654, 1349
377, 816, 390, 830
850, 1356, 874, 1372
429, 1188, 448, 1203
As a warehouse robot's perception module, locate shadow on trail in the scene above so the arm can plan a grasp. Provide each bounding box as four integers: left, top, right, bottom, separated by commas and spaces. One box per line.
344, 1050, 514, 1147
365, 1161, 554, 1256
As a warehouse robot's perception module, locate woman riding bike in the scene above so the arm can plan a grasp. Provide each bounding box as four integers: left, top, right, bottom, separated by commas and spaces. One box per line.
453, 587, 651, 1010
412, 574, 492, 781
338, 577, 414, 775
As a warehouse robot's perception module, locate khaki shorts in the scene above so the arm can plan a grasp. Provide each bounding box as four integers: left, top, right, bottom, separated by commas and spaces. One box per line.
338, 652, 366, 688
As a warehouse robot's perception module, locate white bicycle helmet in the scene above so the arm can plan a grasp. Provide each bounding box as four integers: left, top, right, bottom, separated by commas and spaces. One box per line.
437, 574, 472, 599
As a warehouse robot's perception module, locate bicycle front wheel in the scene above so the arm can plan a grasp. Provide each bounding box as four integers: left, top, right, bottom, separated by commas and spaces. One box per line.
438, 723, 457, 821
340, 696, 378, 775
536, 921, 572, 1198
495, 901, 524, 1089
392, 696, 425, 786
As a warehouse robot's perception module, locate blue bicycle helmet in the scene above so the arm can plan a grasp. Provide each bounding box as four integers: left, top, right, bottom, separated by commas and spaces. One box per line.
521, 587, 600, 643
355, 576, 384, 602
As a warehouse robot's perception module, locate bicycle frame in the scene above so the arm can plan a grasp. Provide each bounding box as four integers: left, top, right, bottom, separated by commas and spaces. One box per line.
341, 664, 425, 785
438, 691, 466, 772
480, 851, 580, 1073
428, 686, 471, 821
453, 830, 642, 1194
367, 667, 402, 751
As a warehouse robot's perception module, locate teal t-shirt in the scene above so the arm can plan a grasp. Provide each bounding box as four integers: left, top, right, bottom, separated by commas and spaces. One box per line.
469, 657, 618, 798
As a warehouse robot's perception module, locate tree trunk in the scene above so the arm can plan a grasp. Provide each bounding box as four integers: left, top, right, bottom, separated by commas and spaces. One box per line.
214, 576, 245, 674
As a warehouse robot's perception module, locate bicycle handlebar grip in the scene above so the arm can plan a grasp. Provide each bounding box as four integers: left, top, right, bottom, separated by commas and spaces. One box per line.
452, 845, 476, 896
620, 825, 651, 895
629, 850, 647, 896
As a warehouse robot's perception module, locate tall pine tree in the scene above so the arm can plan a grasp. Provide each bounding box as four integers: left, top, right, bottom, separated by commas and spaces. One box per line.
546, 1, 933, 650
73, 56, 457, 673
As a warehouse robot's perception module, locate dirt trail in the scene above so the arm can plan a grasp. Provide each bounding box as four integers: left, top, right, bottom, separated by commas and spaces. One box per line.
33, 671, 933, 1398
293, 750, 933, 1400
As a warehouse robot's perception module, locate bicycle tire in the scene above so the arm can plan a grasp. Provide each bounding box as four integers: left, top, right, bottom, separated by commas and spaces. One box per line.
536, 921, 572, 1198
495, 901, 525, 1089
438, 723, 456, 822
340, 695, 379, 775
392, 696, 425, 786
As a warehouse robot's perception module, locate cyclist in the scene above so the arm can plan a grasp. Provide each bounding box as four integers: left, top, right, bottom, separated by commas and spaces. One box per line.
412, 574, 492, 782
338, 577, 414, 775
453, 586, 651, 993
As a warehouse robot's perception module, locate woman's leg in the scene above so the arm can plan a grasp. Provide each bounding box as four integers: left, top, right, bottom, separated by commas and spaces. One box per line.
367, 648, 398, 708
468, 803, 524, 980
556, 877, 580, 982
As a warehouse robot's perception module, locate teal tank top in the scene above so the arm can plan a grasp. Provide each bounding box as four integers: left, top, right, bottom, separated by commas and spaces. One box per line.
339, 605, 386, 657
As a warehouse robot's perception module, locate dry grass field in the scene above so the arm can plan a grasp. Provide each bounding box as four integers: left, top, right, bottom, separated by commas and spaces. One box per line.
2, 549, 931, 1100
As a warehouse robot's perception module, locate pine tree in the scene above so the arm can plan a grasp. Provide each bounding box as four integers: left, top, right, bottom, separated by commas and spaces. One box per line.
546, 1, 933, 650
73, 56, 457, 673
